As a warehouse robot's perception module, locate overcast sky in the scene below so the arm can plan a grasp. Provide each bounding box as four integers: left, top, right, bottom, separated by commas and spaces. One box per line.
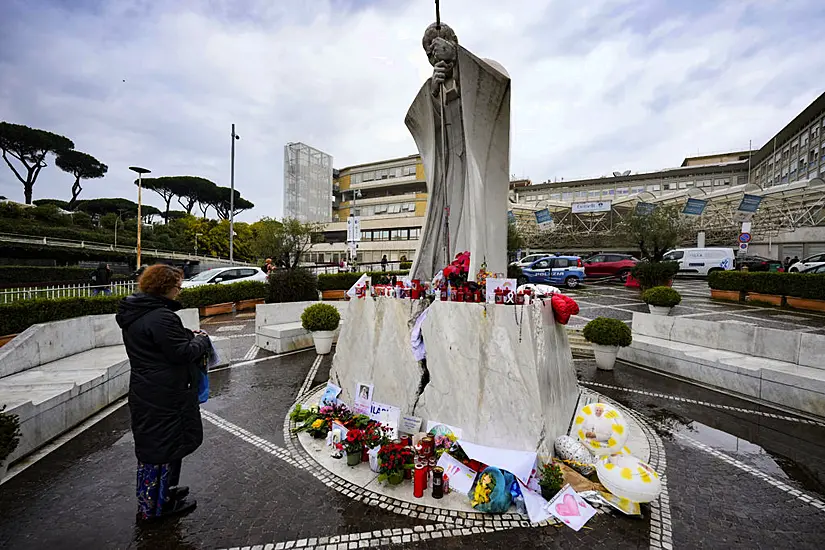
1, 0, 823, 221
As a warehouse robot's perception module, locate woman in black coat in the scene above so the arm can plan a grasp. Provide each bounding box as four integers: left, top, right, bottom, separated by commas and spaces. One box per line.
116, 264, 211, 520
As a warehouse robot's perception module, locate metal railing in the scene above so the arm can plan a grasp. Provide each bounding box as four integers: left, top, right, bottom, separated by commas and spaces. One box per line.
0, 281, 137, 304
0, 232, 250, 265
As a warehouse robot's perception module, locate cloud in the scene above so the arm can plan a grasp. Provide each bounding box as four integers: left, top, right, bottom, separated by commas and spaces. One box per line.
1, 0, 823, 218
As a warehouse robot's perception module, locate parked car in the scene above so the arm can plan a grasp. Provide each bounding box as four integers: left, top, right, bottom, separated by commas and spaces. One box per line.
520, 255, 586, 289
661, 248, 735, 276
801, 263, 825, 274
510, 253, 553, 268
735, 254, 783, 272
181, 266, 267, 288
788, 253, 825, 273
583, 254, 639, 281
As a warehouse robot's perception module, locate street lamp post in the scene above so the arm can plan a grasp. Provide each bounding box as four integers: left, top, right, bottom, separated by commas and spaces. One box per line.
129, 166, 151, 268
230, 124, 240, 264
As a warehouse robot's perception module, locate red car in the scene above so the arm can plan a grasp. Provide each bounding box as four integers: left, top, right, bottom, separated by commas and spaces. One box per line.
583, 254, 639, 281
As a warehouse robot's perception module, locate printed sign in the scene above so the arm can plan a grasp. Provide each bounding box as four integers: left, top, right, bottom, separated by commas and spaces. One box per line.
635, 202, 656, 216
682, 198, 707, 216
437, 453, 477, 495
485, 278, 517, 304
738, 194, 762, 213
320, 382, 342, 407
354, 382, 373, 415
571, 201, 612, 214
738, 232, 751, 243
507, 210, 516, 223
399, 415, 423, 434
534, 208, 553, 228
346, 215, 362, 242
368, 402, 400, 439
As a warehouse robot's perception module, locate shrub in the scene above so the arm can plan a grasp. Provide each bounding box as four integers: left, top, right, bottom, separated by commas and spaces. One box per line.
0, 266, 103, 285
268, 268, 319, 303
178, 280, 267, 309
301, 303, 341, 332
369, 270, 409, 286
583, 317, 632, 347
0, 296, 121, 336
316, 270, 410, 291
708, 271, 748, 292
630, 261, 679, 290
400, 261, 412, 270
707, 271, 825, 300
641, 286, 682, 308
0, 406, 22, 464
538, 461, 564, 494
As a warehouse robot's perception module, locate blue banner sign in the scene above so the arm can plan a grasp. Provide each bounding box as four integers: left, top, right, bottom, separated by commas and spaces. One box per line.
507, 210, 516, 223
635, 202, 656, 216
682, 198, 707, 216
738, 194, 762, 213
534, 208, 552, 226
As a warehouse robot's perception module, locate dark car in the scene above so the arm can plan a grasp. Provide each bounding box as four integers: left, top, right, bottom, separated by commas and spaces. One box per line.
735, 254, 783, 272
583, 254, 639, 281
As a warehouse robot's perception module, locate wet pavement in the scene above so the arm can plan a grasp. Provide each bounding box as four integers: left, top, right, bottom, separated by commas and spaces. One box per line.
1, 286, 825, 549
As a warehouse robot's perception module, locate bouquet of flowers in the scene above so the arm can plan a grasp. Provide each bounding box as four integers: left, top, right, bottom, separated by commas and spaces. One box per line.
377, 442, 414, 483
434, 433, 457, 457
342, 428, 364, 454
469, 467, 515, 513
348, 414, 372, 430
320, 402, 352, 423
306, 417, 330, 439
363, 422, 392, 449
472, 472, 495, 507
442, 251, 471, 288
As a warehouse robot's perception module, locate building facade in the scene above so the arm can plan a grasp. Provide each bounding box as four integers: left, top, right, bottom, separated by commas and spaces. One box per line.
283, 142, 333, 223
305, 154, 428, 268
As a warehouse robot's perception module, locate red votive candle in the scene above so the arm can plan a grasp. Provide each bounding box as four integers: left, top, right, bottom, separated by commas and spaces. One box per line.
413, 464, 426, 498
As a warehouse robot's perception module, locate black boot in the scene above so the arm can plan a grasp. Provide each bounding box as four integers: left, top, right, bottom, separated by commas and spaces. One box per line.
169, 486, 190, 501
160, 497, 197, 518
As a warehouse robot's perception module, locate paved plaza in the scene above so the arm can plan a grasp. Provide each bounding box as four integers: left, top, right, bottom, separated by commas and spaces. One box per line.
1, 282, 824, 549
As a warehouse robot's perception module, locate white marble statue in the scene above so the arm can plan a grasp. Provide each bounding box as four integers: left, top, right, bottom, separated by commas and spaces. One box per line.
407, 22, 511, 282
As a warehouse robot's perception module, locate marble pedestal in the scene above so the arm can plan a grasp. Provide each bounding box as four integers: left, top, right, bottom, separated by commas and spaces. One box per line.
329, 297, 579, 456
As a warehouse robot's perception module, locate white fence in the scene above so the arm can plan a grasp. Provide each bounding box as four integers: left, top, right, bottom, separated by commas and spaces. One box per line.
0, 281, 137, 304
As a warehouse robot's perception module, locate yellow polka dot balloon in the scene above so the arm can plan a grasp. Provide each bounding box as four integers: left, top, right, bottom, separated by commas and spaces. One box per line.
573, 402, 629, 456
595, 453, 662, 503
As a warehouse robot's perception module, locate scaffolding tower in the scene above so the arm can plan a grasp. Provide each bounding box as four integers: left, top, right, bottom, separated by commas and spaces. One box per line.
283, 142, 333, 222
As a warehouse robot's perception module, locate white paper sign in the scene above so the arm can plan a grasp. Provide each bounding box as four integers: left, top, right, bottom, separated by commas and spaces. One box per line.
368, 402, 400, 423
426, 420, 463, 439
518, 479, 553, 524
400, 415, 423, 434
544, 484, 597, 531
346, 273, 369, 298
436, 453, 477, 495
354, 382, 373, 415
320, 382, 342, 406
457, 440, 537, 484
485, 278, 517, 304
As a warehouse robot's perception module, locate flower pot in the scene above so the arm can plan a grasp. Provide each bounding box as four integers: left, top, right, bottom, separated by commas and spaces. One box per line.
541, 485, 561, 501
199, 302, 234, 317
387, 471, 404, 485
312, 330, 335, 354
368, 446, 381, 472
361, 446, 369, 463
710, 289, 743, 302
648, 305, 672, 316
592, 344, 619, 371
786, 296, 825, 312
346, 450, 362, 466
236, 298, 264, 311
747, 292, 782, 306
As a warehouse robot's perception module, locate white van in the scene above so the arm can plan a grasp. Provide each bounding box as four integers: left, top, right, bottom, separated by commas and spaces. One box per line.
661, 248, 735, 276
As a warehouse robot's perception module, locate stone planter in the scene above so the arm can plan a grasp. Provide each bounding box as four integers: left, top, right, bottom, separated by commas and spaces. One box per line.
312, 330, 335, 355
236, 298, 264, 311
592, 344, 619, 371
647, 305, 672, 316
199, 302, 234, 317
710, 289, 742, 302
786, 296, 825, 312
747, 292, 782, 306
346, 450, 362, 466
321, 290, 348, 301
0, 333, 18, 349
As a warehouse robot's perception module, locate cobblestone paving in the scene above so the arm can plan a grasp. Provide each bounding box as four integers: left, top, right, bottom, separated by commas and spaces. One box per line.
2, 286, 825, 549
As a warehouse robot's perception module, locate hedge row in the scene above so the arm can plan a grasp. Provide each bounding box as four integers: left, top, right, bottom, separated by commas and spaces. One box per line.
0, 296, 121, 336
178, 281, 268, 309
317, 271, 410, 291
0, 280, 269, 336
708, 271, 825, 300
0, 266, 130, 285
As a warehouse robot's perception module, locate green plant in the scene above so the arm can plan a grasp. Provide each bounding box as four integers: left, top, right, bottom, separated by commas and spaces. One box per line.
368, 270, 410, 286
583, 317, 632, 347
0, 295, 121, 336
642, 286, 682, 308
707, 271, 825, 300
351, 414, 372, 429
708, 270, 749, 292
400, 261, 412, 270
630, 261, 679, 290
538, 460, 564, 493
289, 404, 316, 424
267, 268, 318, 302
315, 270, 410, 291
342, 428, 365, 454
0, 405, 23, 464
301, 303, 341, 332
376, 442, 414, 482
178, 280, 267, 309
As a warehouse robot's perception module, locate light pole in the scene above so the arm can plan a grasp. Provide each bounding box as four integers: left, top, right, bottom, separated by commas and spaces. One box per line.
114, 211, 124, 248
194, 232, 203, 256
230, 123, 240, 264
129, 166, 151, 268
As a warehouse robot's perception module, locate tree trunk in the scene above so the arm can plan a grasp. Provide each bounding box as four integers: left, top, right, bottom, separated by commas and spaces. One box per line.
67, 176, 82, 209
24, 182, 33, 204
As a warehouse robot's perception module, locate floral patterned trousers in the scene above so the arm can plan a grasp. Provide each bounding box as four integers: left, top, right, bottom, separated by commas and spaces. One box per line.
136, 459, 182, 519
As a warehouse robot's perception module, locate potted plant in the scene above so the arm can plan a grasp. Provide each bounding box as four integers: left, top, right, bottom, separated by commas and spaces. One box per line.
538, 460, 564, 500
377, 442, 414, 485
0, 406, 22, 479
300, 303, 341, 354
364, 422, 391, 471
343, 428, 365, 466
583, 317, 633, 371
642, 286, 682, 316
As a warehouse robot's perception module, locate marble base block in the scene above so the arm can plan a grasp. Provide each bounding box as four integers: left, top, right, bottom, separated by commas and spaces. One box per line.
329, 297, 579, 455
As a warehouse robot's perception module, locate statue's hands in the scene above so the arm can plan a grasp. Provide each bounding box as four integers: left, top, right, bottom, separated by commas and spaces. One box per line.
431, 61, 452, 95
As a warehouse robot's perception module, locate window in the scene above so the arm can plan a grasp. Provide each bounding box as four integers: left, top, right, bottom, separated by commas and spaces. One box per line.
533, 260, 551, 269
617, 188, 629, 195
378, 231, 390, 241
410, 228, 421, 239
647, 185, 661, 192
588, 190, 600, 198
352, 173, 362, 184
552, 258, 570, 268
664, 183, 676, 190
586, 255, 605, 263
576, 191, 587, 198
678, 182, 687, 189
404, 165, 417, 176
562, 192, 574, 201
713, 179, 725, 187
388, 204, 401, 214
391, 229, 406, 240
363, 171, 374, 182
632, 187, 644, 194
240, 269, 258, 277
551, 193, 562, 200
663, 251, 684, 261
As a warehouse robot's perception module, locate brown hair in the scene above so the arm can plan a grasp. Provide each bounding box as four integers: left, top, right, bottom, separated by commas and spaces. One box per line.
138, 264, 183, 296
